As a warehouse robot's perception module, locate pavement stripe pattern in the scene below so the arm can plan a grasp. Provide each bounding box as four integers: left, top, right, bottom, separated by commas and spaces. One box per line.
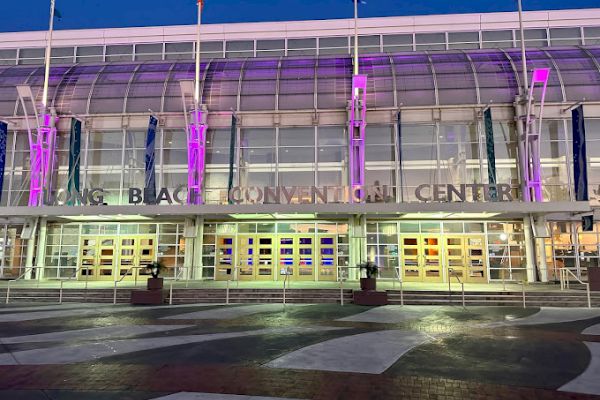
559, 342, 600, 395
582, 323, 600, 335
162, 304, 298, 320
152, 392, 306, 400
0, 304, 218, 322
266, 329, 434, 374
487, 307, 600, 327
0, 325, 192, 344
337, 305, 440, 323
0, 326, 344, 365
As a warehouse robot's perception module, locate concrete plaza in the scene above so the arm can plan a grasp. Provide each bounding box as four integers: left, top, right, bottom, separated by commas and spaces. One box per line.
0, 302, 600, 399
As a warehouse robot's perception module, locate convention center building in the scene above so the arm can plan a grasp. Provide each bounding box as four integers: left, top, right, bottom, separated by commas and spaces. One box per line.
0, 8, 600, 285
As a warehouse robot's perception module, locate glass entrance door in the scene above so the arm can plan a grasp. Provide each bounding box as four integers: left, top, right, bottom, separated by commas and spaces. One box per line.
277, 236, 315, 281
215, 236, 235, 281
215, 232, 338, 282
445, 236, 466, 281
256, 236, 275, 281
422, 235, 442, 282
237, 235, 255, 281
400, 234, 443, 282
465, 236, 486, 283
444, 236, 487, 283
237, 235, 275, 281
318, 236, 337, 281
400, 235, 421, 281
297, 236, 314, 281
78, 237, 115, 281
118, 236, 156, 281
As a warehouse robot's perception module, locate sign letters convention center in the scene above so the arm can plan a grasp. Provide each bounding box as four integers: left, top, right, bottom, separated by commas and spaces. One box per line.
1, 8, 600, 286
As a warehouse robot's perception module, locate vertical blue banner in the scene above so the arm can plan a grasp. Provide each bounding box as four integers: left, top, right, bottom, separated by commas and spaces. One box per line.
572, 105, 589, 202
228, 114, 237, 205
145, 115, 158, 205
396, 111, 403, 202
0, 121, 7, 203
484, 108, 498, 201
67, 119, 81, 205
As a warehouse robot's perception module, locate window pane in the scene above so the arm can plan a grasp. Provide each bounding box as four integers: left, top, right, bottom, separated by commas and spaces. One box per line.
279, 127, 314, 146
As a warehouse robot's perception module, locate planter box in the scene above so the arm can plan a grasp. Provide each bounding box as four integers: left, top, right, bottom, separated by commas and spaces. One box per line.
588, 268, 600, 291
360, 278, 376, 291
147, 277, 164, 290
131, 289, 164, 305
353, 290, 388, 306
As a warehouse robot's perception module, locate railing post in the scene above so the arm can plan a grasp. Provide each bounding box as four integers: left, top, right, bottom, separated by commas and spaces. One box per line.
560, 269, 564, 290
84, 275, 89, 303
340, 279, 344, 306
59, 280, 64, 304
587, 283, 592, 309
448, 272, 452, 304
522, 282, 526, 309
461, 283, 465, 308
400, 280, 404, 306
226, 279, 230, 305
169, 281, 174, 305
283, 275, 287, 306
5, 282, 11, 304
113, 281, 118, 305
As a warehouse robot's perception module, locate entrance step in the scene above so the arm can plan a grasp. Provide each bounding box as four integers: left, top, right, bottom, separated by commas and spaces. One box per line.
170, 288, 354, 304
387, 290, 600, 307
1, 288, 598, 307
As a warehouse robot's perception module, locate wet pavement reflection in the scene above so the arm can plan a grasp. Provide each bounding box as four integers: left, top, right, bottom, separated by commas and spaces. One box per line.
0, 303, 599, 399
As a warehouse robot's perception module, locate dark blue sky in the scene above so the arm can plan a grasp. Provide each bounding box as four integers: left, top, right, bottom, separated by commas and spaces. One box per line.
1, 0, 598, 33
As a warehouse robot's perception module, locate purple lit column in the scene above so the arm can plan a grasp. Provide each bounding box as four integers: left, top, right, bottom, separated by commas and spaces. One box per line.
520, 68, 549, 203
187, 108, 207, 205
29, 112, 58, 206
348, 74, 367, 203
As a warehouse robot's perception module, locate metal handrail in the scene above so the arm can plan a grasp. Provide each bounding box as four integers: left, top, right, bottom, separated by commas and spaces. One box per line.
58, 265, 89, 304
338, 268, 347, 306
5, 266, 40, 304
520, 280, 527, 309
560, 267, 592, 309
448, 269, 465, 308
167, 267, 193, 305
393, 267, 404, 306
282, 269, 290, 306
113, 266, 146, 304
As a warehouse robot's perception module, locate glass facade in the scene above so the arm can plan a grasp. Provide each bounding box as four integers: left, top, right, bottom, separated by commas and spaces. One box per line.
44, 223, 185, 280
367, 221, 527, 282
2, 25, 600, 65
0, 116, 594, 206
544, 221, 600, 282
0, 224, 28, 279
0, 20, 599, 284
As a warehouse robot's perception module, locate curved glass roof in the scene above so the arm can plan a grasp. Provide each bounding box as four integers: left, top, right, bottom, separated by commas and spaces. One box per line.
0, 46, 599, 117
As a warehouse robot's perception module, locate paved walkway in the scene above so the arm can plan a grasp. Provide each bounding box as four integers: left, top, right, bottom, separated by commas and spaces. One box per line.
0, 302, 600, 399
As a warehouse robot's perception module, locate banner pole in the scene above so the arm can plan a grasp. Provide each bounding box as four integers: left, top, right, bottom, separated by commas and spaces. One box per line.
353, 0, 359, 76
42, 0, 56, 110
517, 0, 529, 94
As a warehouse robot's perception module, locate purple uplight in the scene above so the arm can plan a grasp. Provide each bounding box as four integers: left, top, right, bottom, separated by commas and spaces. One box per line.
187, 108, 207, 205
527, 67, 550, 203
29, 112, 58, 206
